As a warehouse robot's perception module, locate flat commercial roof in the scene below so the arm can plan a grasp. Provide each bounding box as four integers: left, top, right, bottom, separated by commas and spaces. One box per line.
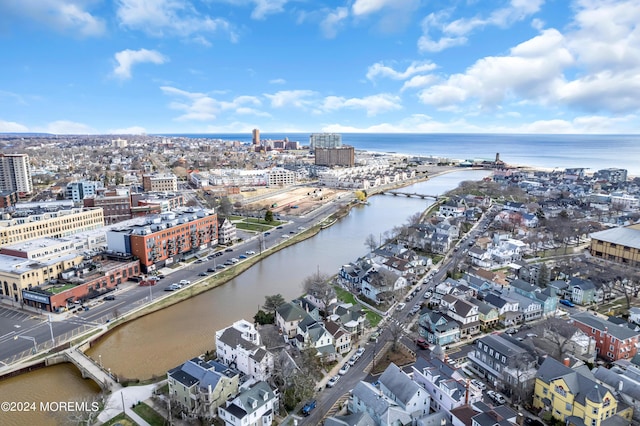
591, 227, 640, 250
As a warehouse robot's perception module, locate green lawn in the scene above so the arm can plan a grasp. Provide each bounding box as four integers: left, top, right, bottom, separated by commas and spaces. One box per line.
50, 284, 75, 294
334, 286, 382, 327
102, 412, 138, 426
132, 402, 167, 426
235, 222, 272, 232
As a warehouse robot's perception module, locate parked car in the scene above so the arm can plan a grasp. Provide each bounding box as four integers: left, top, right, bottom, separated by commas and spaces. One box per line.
246, 250, 256, 255
104, 295, 116, 301
493, 393, 507, 404
326, 375, 340, 388
225, 248, 233, 252
526, 333, 538, 338
369, 331, 380, 342
207, 267, 216, 272
301, 400, 316, 416
348, 356, 358, 366
179, 280, 190, 286
396, 302, 406, 311
505, 328, 517, 334
339, 364, 350, 375
239, 254, 247, 259
560, 299, 575, 307
416, 338, 430, 350
356, 347, 365, 357
198, 272, 208, 276
471, 379, 486, 390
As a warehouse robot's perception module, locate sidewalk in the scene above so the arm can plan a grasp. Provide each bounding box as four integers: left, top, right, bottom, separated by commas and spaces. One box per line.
96, 383, 157, 426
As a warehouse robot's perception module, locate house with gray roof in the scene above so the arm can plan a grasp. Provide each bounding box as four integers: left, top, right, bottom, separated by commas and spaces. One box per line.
418, 309, 461, 347
412, 356, 481, 414
468, 334, 537, 392
218, 381, 279, 426
323, 411, 376, 426
215, 319, 274, 382
503, 288, 543, 323
276, 302, 310, 339
167, 357, 239, 419
593, 365, 640, 422
440, 295, 480, 338
570, 277, 601, 305
350, 381, 413, 426
508, 278, 558, 316
378, 363, 430, 418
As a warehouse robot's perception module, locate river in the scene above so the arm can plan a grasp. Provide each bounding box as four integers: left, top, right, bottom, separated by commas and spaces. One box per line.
0, 169, 490, 425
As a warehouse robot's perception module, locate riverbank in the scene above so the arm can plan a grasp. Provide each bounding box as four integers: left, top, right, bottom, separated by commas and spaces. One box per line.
0, 166, 477, 384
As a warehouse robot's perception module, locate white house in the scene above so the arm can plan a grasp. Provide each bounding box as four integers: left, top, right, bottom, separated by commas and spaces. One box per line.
218, 381, 279, 426
215, 320, 274, 382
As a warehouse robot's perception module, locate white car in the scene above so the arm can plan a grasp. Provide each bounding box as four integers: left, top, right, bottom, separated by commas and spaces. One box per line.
471, 379, 487, 390
339, 364, 350, 375
396, 302, 406, 311
356, 347, 365, 357
348, 356, 358, 366
245, 250, 256, 255
326, 375, 340, 388
179, 279, 190, 286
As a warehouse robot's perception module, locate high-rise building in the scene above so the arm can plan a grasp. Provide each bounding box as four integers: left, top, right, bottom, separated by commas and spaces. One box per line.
252, 128, 260, 145
309, 133, 342, 150
315, 146, 355, 167
0, 153, 33, 196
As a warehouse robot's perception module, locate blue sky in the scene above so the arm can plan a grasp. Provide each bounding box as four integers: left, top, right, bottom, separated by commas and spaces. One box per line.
0, 0, 638, 135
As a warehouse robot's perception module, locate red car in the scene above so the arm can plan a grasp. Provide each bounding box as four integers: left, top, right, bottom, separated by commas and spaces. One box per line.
416, 338, 430, 350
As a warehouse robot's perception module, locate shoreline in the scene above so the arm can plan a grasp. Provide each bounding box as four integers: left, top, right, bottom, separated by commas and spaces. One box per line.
0, 167, 482, 384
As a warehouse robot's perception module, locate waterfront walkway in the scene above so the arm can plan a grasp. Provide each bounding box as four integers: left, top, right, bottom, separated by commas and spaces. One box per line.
65, 347, 121, 392
97, 383, 155, 426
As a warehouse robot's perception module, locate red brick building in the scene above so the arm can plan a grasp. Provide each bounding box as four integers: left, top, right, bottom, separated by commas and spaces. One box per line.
106, 209, 218, 272
22, 254, 140, 312
571, 313, 640, 362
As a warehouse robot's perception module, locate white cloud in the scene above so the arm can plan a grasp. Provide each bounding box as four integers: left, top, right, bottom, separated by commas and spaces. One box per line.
43, 120, 96, 134
366, 61, 436, 81
0, 120, 29, 132
116, 0, 236, 40
419, 29, 573, 109
352, 0, 416, 16
418, 0, 544, 52
401, 75, 437, 92
0, 0, 105, 37
113, 49, 168, 80
320, 93, 402, 116
264, 90, 317, 108
320, 7, 349, 38
108, 126, 147, 134
161, 86, 265, 121
269, 78, 286, 85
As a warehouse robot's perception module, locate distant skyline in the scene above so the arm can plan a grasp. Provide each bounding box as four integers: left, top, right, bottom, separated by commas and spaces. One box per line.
0, 0, 638, 135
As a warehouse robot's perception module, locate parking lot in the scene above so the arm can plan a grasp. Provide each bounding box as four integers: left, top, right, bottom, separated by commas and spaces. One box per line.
0, 305, 42, 341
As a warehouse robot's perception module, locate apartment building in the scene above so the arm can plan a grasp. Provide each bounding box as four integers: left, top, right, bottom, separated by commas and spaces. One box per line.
0, 207, 105, 248
309, 133, 342, 149
142, 173, 178, 192
315, 146, 355, 167
0, 153, 33, 195
66, 181, 102, 202
571, 313, 640, 362
106, 208, 217, 272
218, 381, 279, 426
265, 167, 295, 187
215, 320, 274, 382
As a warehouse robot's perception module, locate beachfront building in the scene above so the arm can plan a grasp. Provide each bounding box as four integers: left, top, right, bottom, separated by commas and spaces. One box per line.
309, 133, 342, 150
0, 153, 33, 196
106, 208, 218, 272
0, 206, 104, 248
142, 173, 178, 192
589, 225, 640, 267
315, 146, 355, 167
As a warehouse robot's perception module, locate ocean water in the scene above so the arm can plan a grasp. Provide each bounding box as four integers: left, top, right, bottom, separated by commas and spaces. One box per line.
158, 133, 640, 176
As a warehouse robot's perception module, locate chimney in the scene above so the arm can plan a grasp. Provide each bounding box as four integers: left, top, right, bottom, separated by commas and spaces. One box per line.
619, 380, 624, 392
516, 413, 525, 426
563, 357, 571, 367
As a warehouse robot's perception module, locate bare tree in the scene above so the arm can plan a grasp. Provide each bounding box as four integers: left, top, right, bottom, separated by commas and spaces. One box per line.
506, 352, 536, 406
365, 233, 378, 254
303, 270, 335, 315
540, 317, 577, 360
387, 314, 405, 352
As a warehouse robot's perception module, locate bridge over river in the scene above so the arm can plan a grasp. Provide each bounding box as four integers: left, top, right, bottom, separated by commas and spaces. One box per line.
61, 348, 121, 392
381, 190, 443, 199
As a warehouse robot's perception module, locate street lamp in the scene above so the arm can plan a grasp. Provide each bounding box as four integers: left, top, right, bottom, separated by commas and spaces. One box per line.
48, 314, 55, 347
14, 335, 37, 354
